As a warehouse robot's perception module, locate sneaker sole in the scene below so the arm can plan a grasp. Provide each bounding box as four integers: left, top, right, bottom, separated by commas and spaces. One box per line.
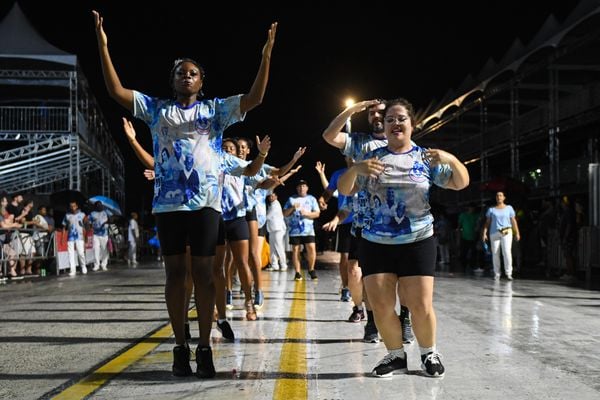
372, 367, 408, 378
420, 365, 445, 378
364, 337, 380, 343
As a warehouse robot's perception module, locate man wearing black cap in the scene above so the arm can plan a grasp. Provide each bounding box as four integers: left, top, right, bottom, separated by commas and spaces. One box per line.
283, 180, 320, 280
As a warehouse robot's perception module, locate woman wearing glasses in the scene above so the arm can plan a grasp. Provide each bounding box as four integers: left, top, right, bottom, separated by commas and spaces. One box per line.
338, 98, 469, 378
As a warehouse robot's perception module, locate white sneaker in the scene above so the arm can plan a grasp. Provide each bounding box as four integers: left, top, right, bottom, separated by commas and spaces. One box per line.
101, 265, 108, 271
494, 274, 500, 280
92, 266, 100, 271
68, 270, 76, 276
271, 264, 280, 271
280, 265, 288, 271
81, 266, 88, 274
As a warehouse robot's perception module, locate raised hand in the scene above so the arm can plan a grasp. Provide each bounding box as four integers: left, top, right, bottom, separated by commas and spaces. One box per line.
256, 134, 272, 155
122, 118, 136, 141
293, 146, 306, 160
262, 22, 278, 59
290, 165, 302, 174
92, 10, 107, 47
315, 161, 326, 175
347, 99, 383, 114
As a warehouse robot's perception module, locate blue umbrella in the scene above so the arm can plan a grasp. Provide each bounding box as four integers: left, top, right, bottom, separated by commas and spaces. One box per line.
89, 195, 123, 216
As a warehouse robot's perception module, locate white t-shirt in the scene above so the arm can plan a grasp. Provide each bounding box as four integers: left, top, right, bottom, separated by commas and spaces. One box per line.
128, 219, 139, 242
266, 199, 286, 232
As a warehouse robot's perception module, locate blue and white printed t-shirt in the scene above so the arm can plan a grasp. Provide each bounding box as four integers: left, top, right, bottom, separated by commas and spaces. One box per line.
486, 206, 515, 235
358, 145, 453, 245
133, 91, 245, 214
284, 195, 319, 237
220, 153, 251, 221
62, 211, 86, 242
244, 164, 276, 212
342, 132, 387, 233
253, 188, 269, 229
89, 211, 109, 237
327, 168, 353, 225
342, 132, 387, 163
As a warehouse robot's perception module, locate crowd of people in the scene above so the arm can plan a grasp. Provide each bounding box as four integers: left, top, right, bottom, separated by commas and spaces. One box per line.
4, 10, 590, 386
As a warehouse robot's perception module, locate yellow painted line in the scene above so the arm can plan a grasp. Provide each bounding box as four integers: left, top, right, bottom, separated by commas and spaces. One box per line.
52, 309, 196, 400
273, 279, 307, 399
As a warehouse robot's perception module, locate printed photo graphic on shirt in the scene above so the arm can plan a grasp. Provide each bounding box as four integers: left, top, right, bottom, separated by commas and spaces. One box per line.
366, 187, 412, 236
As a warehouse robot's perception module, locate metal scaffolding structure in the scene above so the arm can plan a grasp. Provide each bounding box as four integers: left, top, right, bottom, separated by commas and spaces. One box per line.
414, 1, 600, 210
0, 4, 124, 205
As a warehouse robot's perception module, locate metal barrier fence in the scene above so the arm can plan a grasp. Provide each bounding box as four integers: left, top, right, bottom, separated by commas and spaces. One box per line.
0, 106, 71, 132
1, 229, 56, 277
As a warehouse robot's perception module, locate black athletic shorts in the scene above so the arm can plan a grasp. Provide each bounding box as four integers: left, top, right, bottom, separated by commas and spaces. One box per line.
156, 208, 221, 257
359, 235, 436, 277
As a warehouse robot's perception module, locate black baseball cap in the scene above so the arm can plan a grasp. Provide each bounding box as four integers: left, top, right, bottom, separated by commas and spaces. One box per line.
296, 179, 308, 186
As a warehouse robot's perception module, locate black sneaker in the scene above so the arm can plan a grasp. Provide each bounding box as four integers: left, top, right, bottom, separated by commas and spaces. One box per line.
400, 315, 415, 344
196, 346, 216, 378
309, 270, 318, 280
172, 344, 193, 377
421, 351, 445, 377
372, 352, 408, 377
363, 321, 379, 343
348, 306, 364, 323
294, 272, 303, 281
185, 322, 191, 341
217, 320, 235, 341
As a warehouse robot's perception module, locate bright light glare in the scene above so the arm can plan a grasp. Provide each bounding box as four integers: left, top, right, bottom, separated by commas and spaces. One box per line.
345, 98, 355, 108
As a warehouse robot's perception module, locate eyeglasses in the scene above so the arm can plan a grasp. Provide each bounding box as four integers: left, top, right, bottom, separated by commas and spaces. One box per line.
384, 115, 409, 124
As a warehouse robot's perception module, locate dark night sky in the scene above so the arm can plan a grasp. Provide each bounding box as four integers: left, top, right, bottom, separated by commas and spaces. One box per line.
0, 1, 576, 219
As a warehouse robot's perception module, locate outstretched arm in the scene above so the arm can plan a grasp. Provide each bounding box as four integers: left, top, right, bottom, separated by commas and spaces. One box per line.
243, 135, 271, 176
93, 11, 134, 111
257, 165, 302, 190
269, 147, 306, 177
240, 22, 278, 114
123, 118, 154, 169
322, 99, 381, 149
315, 161, 329, 190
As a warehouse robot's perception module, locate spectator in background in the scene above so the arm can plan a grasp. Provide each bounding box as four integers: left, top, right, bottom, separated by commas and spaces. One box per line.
128, 212, 140, 266
283, 180, 320, 281
6, 194, 23, 222
0, 206, 22, 278
89, 201, 110, 271
31, 205, 51, 274
482, 192, 521, 280
266, 191, 288, 271
62, 201, 88, 276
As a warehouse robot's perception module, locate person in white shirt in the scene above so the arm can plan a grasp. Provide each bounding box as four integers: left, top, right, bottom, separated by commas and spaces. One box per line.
128, 212, 139, 265
266, 192, 288, 271
89, 201, 110, 271
62, 201, 87, 276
